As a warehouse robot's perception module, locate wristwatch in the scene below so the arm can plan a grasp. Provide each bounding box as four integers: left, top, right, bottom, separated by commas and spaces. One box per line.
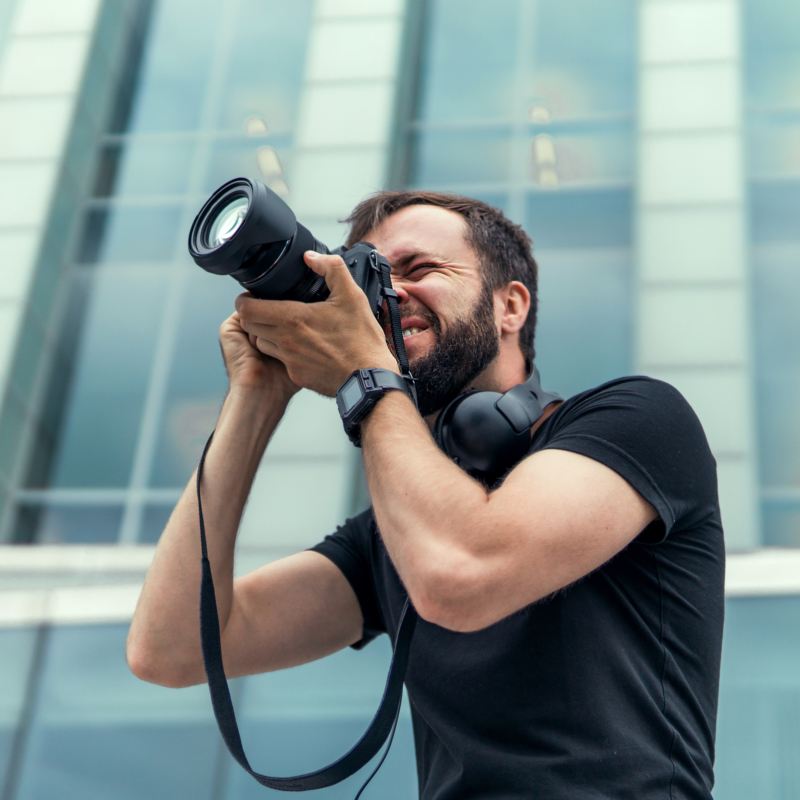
336, 368, 415, 446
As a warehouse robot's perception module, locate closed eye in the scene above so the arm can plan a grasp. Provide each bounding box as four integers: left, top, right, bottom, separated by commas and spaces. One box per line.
405, 262, 439, 278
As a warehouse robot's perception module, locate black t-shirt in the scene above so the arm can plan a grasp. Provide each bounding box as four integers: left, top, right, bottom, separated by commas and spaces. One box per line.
311, 377, 725, 800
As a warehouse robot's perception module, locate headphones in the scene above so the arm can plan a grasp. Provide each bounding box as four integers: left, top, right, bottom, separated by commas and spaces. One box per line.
433, 365, 562, 484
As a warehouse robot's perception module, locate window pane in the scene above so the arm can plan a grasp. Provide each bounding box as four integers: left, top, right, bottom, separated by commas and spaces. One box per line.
413, 128, 513, 185
214, 0, 314, 133
41, 268, 168, 488
124, 0, 219, 133
77, 205, 183, 264
0, 627, 38, 789
148, 270, 238, 488
535, 248, 632, 398
223, 638, 417, 800
419, 0, 520, 124
95, 141, 195, 198
15, 504, 123, 544
14, 624, 220, 800
716, 597, 800, 799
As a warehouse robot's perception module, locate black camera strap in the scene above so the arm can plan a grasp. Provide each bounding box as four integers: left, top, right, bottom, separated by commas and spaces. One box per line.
370, 250, 417, 405
196, 431, 418, 794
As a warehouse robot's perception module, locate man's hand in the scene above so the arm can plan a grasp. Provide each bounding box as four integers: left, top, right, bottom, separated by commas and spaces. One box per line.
219, 311, 300, 400
235, 252, 398, 397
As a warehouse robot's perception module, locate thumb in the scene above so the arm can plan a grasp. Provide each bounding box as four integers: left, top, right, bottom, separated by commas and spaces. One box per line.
304, 251, 357, 297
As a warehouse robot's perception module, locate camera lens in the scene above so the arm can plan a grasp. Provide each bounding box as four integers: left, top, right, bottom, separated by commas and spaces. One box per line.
206, 196, 249, 248
189, 177, 331, 301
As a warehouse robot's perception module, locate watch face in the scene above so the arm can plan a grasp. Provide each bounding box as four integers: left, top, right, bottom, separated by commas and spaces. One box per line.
339, 375, 363, 414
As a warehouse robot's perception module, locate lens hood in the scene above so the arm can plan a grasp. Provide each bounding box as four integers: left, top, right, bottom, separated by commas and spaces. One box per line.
188, 178, 297, 276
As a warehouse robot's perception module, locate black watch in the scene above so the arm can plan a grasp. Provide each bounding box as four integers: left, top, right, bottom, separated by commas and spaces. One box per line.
336, 368, 415, 447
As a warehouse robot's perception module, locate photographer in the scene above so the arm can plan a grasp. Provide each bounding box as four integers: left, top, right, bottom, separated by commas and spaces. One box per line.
127, 192, 724, 799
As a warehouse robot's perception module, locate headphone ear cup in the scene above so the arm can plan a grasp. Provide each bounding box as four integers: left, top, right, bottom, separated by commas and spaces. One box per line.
438, 390, 532, 481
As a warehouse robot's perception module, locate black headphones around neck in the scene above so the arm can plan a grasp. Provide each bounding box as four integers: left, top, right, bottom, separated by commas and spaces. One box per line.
433, 365, 562, 484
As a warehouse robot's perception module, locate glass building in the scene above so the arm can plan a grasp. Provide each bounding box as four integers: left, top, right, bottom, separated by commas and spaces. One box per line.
0, 0, 799, 797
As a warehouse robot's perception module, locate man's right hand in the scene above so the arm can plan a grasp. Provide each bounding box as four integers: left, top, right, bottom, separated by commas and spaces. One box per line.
219, 309, 301, 399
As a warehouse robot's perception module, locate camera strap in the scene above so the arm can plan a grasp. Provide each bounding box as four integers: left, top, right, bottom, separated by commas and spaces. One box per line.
370, 251, 417, 405
196, 431, 418, 794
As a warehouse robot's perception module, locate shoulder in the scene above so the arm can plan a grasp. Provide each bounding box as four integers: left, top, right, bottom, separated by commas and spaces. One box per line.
538, 376, 717, 538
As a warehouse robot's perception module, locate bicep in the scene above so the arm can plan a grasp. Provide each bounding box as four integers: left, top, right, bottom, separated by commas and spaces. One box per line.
472, 449, 657, 626
220, 551, 364, 679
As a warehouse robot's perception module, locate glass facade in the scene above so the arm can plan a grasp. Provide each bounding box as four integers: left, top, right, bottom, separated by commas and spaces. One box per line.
405, 0, 636, 399
10, 0, 316, 544
0, 624, 416, 800
1, 0, 800, 798
746, 0, 800, 546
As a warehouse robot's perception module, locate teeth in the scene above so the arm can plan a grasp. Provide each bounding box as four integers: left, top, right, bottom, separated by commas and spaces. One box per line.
403, 327, 422, 339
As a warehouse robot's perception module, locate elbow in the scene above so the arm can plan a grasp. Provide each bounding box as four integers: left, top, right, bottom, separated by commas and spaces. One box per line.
409, 557, 487, 633
125, 635, 201, 689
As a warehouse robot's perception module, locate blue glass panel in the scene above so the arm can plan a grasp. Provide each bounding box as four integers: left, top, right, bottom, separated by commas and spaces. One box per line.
44, 267, 169, 488
95, 141, 195, 198
148, 270, 239, 487
77, 205, 183, 264
532, 0, 636, 118
17, 504, 123, 544
413, 128, 513, 185
125, 0, 219, 133
223, 637, 417, 799
526, 187, 633, 249
744, 0, 800, 108
534, 247, 632, 398
748, 118, 800, 178
0, 627, 38, 790
14, 624, 220, 800
761, 506, 800, 547
203, 136, 292, 195
752, 244, 800, 489
214, 0, 314, 133
139, 503, 175, 543
419, 0, 520, 123
715, 597, 800, 800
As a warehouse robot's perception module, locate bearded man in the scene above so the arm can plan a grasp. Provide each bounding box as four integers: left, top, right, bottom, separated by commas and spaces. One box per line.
128, 192, 725, 800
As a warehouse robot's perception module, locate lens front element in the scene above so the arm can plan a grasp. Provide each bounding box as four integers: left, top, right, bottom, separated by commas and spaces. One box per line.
207, 196, 249, 248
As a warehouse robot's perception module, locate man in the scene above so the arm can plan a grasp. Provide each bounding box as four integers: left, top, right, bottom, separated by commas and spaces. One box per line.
127, 192, 725, 799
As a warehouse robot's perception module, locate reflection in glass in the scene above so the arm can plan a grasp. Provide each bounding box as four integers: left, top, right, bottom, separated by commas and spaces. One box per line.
14, 505, 123, 544
214, 0, 314, 133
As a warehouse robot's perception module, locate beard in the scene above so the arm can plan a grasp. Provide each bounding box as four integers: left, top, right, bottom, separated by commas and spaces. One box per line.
404, 283, 500, 417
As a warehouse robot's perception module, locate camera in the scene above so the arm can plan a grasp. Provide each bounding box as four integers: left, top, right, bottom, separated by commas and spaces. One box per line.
188, 177, 387, 319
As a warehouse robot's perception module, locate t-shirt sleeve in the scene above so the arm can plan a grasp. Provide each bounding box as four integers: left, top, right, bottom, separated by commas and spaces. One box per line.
539, 377, 718, 542
308, 509, 386, 648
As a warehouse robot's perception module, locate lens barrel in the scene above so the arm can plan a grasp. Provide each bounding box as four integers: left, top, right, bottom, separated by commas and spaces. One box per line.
188, 177, 331, 302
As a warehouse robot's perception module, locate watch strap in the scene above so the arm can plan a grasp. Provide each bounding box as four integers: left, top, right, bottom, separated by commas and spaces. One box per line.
337, 368, 415, 447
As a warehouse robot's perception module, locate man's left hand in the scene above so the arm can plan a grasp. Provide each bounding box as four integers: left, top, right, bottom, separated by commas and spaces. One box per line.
235, 251, 398, 397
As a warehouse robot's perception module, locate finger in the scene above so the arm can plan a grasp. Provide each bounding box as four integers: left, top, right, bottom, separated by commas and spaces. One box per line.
235, 293, 307, 331
304, 251, 358, 297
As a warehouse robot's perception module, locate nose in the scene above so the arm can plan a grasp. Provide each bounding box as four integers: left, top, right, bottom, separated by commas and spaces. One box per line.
390, 277, 410, 305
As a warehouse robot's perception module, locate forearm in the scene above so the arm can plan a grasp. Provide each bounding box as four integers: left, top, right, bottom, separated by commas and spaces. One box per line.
360, 392, 492, 622
127, 384, 292, 685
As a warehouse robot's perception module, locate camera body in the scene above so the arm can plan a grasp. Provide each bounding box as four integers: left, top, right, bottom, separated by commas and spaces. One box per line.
188, 177, 387, 320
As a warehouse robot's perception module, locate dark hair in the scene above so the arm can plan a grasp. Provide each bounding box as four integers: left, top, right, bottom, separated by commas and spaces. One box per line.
344, 191, 539, 362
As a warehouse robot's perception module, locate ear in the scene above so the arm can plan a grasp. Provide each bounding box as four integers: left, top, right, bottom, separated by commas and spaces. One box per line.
496, 281, 530, 336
